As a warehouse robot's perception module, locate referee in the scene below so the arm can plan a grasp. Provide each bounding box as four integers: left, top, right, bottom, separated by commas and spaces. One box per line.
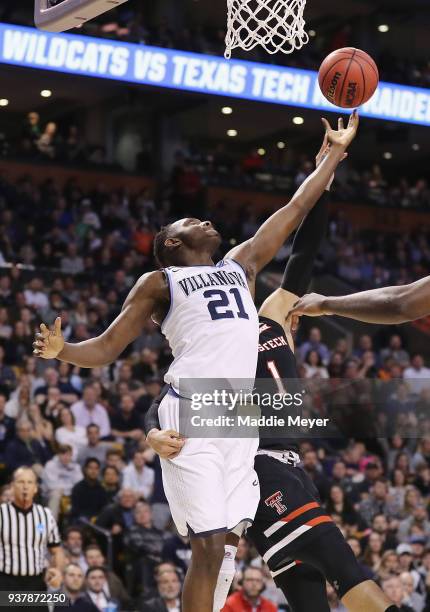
0, 467, 66, 608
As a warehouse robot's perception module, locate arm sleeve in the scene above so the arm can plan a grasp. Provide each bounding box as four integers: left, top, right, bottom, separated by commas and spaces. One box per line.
281, 191, 330, 297
142, 385, 169, 435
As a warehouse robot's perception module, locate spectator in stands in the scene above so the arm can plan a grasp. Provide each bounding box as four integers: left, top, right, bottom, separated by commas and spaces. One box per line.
380, 335, 410, 367
124, 501, 165, 593
139, 567, 182, 612
326, 582, 347, 612
381, 575, 414, 612
223, 566, 277, 612
400, 570, 425, 611
397, 503, 430, 543
53, 563, 87, 611
63, 527, 88, 572
22, 111, 41, 149
83, 567, 119, 611
302, 349, 329, 379
84, 544, 132, 609
41, 444, 82, 519
111, 393, 143, 454
5, 418, 51, 475
299, 327, 330, 365
61, 243, 85, 275
24, 277, 49, 311
55, 408, 87, 460
122, 449, 154, 500
0, 392, 15, 463
162, 533, 191, 578
102, 465, 121, 502
0, 345, 16, 392
70, 457, 108, 521
404, 354, 430, 395
71, 385, 111, 439
358, 478, 400, 525
37, 121, 60, 159
77, 424, 111, 466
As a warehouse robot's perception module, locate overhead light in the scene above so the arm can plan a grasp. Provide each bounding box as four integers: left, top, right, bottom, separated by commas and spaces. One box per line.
257, 148, 266, 156
293, 116, 304, 125
378, 24, 389, 33
309, 29, 316, 37
277, 141, 286, 149
221, 106, 233, 115
227, 129, 237, 137
40, 89, 52, 98
412, 143, 420, 151
0, 99, 9, 107
383, 151, 392, 160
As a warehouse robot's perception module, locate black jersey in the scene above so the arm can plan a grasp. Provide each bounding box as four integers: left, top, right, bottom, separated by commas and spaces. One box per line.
256, 316, 300, 453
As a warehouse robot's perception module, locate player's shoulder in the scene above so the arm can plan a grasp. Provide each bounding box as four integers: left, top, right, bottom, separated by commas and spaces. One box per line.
132, 270, 169, 297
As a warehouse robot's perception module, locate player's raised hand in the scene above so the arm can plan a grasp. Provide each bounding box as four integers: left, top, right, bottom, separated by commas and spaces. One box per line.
147, 428, 185, 459
33, 317, 65, 359
321, 109, 359, 149
315, 132, 348, 190
289, 293, 328, 318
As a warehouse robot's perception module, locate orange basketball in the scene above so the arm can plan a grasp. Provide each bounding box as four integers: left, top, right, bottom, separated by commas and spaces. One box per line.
318, 47, 379, 108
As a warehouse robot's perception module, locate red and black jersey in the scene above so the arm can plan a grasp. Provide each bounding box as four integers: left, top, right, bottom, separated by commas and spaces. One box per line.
256, 316, 300, 453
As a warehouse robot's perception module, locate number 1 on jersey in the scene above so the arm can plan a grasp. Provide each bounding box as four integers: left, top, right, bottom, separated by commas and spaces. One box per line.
267, 360, 287, 394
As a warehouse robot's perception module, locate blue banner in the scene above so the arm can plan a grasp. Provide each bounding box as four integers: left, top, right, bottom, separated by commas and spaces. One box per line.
0, 23, 429, 126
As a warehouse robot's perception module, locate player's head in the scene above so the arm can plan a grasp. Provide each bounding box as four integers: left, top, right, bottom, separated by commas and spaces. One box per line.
154, 218, 221, 267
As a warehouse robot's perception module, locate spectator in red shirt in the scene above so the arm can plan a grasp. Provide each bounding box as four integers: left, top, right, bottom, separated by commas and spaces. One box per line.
222, 567, 277, 612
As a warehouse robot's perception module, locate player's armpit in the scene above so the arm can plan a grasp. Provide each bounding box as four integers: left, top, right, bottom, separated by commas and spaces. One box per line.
259, 288, 298, 350
58, 271, 168, 368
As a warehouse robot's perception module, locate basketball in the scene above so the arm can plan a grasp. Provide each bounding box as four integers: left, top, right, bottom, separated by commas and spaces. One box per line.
318, 47, 379, 108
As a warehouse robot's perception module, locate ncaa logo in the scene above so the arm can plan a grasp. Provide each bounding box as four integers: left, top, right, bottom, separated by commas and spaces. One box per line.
265, 491, 287, 515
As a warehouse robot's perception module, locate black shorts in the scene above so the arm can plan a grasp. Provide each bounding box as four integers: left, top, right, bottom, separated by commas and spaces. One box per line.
248, 454, 366, 602
248, 454, 334, 572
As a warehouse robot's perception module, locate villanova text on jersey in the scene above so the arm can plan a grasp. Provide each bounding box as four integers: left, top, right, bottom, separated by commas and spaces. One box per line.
162, 259, 259, 399
177, 269, 247, 296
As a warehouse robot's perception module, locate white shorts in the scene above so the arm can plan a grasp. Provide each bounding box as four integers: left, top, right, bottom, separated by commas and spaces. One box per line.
158, 390, 260, 537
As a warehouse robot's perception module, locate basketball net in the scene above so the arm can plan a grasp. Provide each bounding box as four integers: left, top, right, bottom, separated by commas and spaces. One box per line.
225, 0, 309, 59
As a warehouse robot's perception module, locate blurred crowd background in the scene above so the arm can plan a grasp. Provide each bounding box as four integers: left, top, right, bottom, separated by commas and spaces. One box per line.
0, 159, 429, 611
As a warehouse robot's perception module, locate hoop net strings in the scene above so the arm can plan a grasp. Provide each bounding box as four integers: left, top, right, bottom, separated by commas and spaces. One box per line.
225, 0, 309, 58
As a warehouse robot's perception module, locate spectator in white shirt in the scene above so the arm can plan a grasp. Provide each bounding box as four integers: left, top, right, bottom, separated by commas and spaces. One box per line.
122, 450, 154, 501
61, 243, 84, 275
41, 444, 83, 519
24, 277, 49, 311
55, 407, 88, 460
404, 354, 430, 395
71, 385, 111, 439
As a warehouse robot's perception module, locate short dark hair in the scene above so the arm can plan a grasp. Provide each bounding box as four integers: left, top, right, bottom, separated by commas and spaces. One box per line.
84, 457, 101, 469
86, 566, 106, 578
153, 225, 173, 267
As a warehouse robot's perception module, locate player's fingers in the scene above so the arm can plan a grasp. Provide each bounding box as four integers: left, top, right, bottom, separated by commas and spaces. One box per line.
33, 340, 45, 349
341, 152, 348, 161
338, 117, 344, 130
54, 316, 62, 335
165, 429, 183, 439
291, 314, 300, 332
321, 117, 331, 133
39, 323, 49, 337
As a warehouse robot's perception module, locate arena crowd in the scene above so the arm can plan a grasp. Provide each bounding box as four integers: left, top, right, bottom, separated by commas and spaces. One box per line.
0, 160, 428, 611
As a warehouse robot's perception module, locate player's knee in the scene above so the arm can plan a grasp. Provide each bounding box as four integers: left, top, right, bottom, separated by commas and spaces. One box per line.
191, 534, 226, 574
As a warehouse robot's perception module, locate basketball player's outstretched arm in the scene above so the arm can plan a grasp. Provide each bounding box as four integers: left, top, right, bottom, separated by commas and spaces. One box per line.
258, 134, 338, 337
290, 274, 430, 324
33, 271, 168, 366
226, 111, 359, 278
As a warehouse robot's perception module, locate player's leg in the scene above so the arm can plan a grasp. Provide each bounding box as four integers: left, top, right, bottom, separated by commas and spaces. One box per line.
295, 529, 398, 612
272, 562, 330, 612
213, 532, 240, 612
183, 532, 226, 612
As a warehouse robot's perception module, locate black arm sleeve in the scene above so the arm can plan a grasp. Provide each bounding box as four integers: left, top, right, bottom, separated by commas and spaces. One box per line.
281, 191, 330, 297
142, 384, 169, 435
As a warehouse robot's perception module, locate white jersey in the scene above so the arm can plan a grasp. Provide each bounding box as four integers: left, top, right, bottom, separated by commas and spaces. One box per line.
162, 259, 259, 396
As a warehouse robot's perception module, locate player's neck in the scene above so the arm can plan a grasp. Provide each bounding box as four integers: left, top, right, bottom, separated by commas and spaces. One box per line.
181, 253, 214, 266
